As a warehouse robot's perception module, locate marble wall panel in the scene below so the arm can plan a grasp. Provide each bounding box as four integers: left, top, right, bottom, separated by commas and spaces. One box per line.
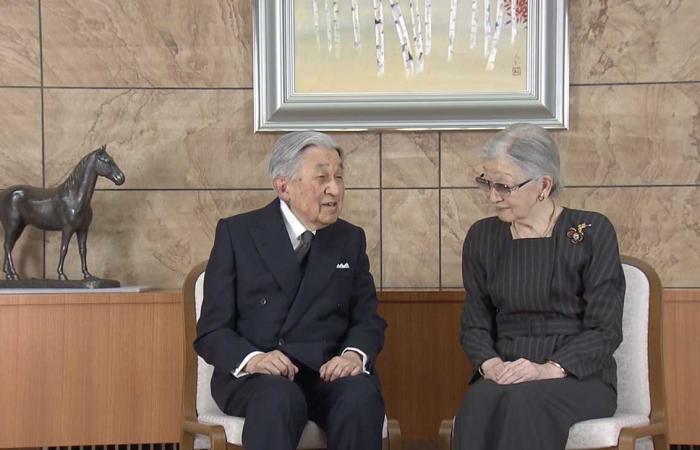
442, 85, 700, 187
43, 89, 277, 189
0, 0, 40, 86
42, 0, 252, 87
440, 189, 492, 288
0, 88, 42, 187
382, 132, 439, 188
382, 189, 440, 288
571, 0, 700, 84
44, 190, 274, 287
329, 133, 381, 188
440, 187, 700, 289
342, 190, 381, 285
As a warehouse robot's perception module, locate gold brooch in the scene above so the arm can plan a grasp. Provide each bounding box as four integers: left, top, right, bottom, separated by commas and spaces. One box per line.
566, 223, 592, 244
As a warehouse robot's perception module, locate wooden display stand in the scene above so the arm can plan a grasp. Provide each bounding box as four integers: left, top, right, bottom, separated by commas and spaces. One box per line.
0, 291, 182, 448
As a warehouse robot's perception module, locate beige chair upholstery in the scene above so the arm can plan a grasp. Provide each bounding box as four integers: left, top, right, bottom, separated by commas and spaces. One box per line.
438, 256, 668, 450
181, 261, 402, 450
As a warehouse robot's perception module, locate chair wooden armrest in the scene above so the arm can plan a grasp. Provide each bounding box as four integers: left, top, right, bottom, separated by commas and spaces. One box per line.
182, 419, 228, 450
438, 419, 454, 450
386, 419, 402, 450
617, 421, 666, 450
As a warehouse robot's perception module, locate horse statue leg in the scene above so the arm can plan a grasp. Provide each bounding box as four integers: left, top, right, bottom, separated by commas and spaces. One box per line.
2, 221, 26, 280
76, 227, 93, 279
57, 228, 74, 280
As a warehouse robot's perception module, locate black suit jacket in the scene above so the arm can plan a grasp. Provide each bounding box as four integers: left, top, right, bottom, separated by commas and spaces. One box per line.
194, 200, 387, 407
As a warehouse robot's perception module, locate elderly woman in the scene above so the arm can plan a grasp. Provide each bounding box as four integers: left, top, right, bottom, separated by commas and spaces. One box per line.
454, 124, 625, 450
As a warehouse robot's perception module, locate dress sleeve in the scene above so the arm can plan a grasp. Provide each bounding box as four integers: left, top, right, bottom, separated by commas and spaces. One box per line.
550, 214, 625, 378
460, 222, 500, 370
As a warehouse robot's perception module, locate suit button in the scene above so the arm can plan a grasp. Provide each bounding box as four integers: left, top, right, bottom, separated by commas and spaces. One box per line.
278, 338, 285, 345
259, 297, 267, 306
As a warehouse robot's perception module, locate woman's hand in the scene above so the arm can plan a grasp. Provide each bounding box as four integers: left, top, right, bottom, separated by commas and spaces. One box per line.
491, 358, 566, 384
480, 357, 507, 382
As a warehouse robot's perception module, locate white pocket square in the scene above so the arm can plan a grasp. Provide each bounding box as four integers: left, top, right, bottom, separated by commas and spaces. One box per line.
336, 262, 350, 269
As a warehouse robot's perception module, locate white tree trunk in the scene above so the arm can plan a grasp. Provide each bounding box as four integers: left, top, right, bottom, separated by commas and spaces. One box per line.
389, 0, 414, 75
484, 0, 491, 57
447, 0, 457, 61
324, 0, 333, 52
332, 0, 340, 56
510, 0, 517, 44
409, 0, 425, 72
312, 0, 321, 47
486, 0, 504, 70
351, 0, 361, 49
469, 0, 478, 49
424, 0, 432, 55
374, 0, 385, 76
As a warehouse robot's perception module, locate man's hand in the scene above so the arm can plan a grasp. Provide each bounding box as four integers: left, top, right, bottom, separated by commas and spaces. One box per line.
492, 358, 566, 384
244, 350, 299, 380
320, 352, 364, 382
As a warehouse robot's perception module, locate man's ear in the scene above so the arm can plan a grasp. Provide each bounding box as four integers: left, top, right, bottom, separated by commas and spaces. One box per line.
273, 177, 291, 202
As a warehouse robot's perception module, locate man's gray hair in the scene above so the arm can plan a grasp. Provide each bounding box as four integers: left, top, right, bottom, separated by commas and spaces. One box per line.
268, 131, 344, 180
483, 123, 564, 196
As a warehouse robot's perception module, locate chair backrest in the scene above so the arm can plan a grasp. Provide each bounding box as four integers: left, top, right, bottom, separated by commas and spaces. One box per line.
182, 260, 222, 421
615, 256, 665, 422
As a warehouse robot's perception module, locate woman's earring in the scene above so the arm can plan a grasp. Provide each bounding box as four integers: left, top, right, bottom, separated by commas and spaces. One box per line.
537, 192, 546, 201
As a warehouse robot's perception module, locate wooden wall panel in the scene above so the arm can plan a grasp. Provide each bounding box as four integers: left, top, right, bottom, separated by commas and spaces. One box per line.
0, 292, 182, 447
377, 297, 471, 444
664, 290, 700, 444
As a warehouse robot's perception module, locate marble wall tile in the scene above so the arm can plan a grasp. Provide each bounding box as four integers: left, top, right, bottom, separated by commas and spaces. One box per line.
0, 0, 40, 86
0, 88, 42, 187
571, 0, 700, 84
42, 0, 252, 87
440, 189, 492, 288
382, 132, 439, 188
43, 89, 277, 189
441, 85, 700, 187
342, 190, 381, 285
44, 190, 275, 287
329, 133, 381, 188
440, 187, 700, 289
560, 187, 700, 289
382, 189, 440, 288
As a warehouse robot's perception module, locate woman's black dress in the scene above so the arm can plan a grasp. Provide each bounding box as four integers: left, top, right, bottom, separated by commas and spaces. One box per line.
455, 208, 625, 450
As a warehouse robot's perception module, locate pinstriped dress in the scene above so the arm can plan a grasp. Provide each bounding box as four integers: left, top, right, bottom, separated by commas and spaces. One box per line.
454, 208, 624, 450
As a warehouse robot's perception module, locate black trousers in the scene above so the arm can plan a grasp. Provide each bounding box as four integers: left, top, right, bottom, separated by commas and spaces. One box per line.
454, 377, 616, 450
222, 366, 385, 450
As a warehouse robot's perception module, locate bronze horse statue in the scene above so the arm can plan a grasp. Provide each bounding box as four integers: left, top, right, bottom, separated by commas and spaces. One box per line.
0, 145, 125, 281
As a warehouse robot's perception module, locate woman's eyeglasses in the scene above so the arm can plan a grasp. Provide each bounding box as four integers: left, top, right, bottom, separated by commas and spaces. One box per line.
475, 174, 533, 196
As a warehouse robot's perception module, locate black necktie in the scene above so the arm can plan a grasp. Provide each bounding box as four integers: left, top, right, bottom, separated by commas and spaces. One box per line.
295, 231, 314, 262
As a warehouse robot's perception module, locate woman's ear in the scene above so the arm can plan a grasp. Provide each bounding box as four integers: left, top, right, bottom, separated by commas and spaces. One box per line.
540, 175, 554, 197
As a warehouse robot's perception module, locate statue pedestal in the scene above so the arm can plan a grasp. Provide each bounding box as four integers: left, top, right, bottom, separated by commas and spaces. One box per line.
0, 277, 120, 289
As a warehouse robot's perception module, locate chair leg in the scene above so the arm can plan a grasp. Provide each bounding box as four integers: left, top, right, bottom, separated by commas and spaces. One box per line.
652, 434, 669, 450
438, 419, 454, 450
386, 419, 402, 450
180, 431, 195, 450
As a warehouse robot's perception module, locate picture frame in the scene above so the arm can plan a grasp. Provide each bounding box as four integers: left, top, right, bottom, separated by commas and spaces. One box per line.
253, 0, 568, 131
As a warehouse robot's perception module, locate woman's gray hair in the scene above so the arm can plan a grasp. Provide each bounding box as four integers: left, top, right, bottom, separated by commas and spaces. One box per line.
483, 123, 564, 196
268, 131, 344, 180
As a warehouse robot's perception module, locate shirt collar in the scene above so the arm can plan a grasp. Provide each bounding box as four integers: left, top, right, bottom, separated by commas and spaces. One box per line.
279, 199, 316, 245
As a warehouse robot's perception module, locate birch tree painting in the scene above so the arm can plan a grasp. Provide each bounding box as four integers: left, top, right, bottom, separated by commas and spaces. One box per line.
294, 0, 529, 94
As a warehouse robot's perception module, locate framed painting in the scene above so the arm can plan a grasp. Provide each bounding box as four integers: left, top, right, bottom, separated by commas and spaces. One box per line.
253, 0, 568, 131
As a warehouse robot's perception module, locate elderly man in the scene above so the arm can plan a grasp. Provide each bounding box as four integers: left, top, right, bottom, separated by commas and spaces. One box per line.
194, 131, 387, 450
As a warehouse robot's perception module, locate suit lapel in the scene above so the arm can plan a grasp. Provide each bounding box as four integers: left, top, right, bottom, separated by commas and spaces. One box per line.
249, 201, 301, 303
280, 223, 344, 334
